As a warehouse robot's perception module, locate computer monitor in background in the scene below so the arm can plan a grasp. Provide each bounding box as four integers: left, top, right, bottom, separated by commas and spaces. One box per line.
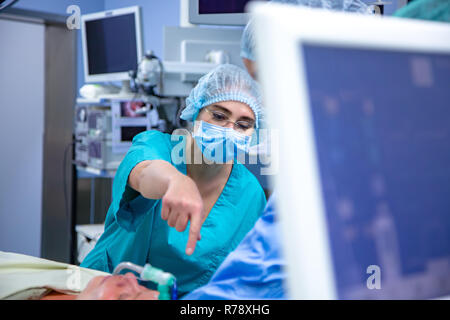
81, 6, 143, 85
188, 0, 267, 26
252, 3, 450, 299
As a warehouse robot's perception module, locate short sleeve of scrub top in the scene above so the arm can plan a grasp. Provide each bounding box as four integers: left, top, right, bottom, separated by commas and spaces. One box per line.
81, 130, 267, 297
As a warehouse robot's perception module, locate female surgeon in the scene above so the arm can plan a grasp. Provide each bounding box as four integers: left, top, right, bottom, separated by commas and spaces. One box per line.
81, 64, 267, 297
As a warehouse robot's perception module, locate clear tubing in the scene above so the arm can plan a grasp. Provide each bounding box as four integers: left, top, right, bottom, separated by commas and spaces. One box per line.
112, 262, 177, 300
112, 262, 144, 276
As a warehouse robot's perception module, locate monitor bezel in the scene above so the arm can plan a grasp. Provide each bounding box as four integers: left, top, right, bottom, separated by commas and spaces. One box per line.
81, 6, 143, 83
251, 2, 450, 299
188, 0, 252, 26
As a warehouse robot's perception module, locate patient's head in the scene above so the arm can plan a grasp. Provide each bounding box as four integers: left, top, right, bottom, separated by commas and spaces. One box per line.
76, 273, 159, 300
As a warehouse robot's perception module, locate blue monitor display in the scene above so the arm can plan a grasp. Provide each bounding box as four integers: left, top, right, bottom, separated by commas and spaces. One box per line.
85, 13, 138, 75
199, 0, 251, 14
301, 44, 450, 299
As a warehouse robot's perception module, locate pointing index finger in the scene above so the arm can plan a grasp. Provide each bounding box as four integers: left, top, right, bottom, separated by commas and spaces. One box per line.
185, 211, 203, 256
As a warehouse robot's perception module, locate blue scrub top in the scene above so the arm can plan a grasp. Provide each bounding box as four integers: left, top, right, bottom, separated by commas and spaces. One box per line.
183, 194, 286, 299
81, 130, 267, 297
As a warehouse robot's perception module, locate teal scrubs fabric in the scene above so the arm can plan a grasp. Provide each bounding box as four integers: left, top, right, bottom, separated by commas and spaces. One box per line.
81, 130, 267, 297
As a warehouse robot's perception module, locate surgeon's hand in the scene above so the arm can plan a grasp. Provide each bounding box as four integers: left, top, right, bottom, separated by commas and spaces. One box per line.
161, 172, 204, 256
129, 159, 205, 256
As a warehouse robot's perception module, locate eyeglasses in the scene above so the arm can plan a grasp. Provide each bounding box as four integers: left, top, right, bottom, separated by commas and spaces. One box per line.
203, 107, 255, 133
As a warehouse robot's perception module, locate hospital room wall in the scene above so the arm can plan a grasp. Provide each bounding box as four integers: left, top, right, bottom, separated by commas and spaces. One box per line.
14, 0, 106, 93
14, 0, 180, 93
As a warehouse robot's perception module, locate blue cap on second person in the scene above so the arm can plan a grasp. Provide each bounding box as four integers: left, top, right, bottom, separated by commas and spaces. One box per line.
240, 0, 372, 62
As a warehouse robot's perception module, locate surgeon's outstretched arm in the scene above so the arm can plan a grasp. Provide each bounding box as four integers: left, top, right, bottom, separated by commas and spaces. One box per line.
129, 160, 204, 255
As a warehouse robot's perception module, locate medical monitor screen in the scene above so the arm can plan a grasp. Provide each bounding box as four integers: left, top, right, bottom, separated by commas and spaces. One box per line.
121, 126, 146, 142
301, 44, 450, 299
199, 0, 251, 14
85, 13, 138, 75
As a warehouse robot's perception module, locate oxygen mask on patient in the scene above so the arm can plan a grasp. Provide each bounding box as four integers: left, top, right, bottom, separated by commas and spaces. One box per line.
113, 262, 177, 300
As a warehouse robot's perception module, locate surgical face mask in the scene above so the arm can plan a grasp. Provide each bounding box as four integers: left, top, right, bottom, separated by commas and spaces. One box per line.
192, 121, 252, 164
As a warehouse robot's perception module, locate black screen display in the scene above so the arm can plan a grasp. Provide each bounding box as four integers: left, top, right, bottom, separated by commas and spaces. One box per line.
199, 0, 251, 14
85, 13, 138, 75
121, 126, 146, 142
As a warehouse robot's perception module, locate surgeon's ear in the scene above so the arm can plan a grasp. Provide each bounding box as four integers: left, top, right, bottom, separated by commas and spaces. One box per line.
246, 126, 256, 137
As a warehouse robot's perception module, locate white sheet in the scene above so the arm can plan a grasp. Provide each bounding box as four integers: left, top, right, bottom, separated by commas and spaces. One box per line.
0, 251, 109, 300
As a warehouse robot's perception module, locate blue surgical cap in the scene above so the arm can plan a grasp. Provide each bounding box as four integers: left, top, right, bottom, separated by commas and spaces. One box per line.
181, 64, 263, 128
280, 0, 373, 12
240, 0, 372, 61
